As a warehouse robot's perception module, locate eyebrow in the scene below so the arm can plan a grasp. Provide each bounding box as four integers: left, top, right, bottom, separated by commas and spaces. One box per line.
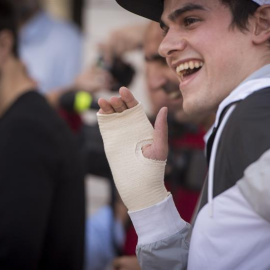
160, 3, 206, 29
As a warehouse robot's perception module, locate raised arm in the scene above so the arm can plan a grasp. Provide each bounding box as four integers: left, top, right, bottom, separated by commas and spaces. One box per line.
97, 87, 190, 270
97, 87, 169, 211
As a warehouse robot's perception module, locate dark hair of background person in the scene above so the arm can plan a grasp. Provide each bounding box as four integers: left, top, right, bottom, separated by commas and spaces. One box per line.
221, 0, 259, 30
0, 0, 19, 57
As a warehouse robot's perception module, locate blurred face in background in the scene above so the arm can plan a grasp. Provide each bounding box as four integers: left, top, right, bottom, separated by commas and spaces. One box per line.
144, 22, 192, 123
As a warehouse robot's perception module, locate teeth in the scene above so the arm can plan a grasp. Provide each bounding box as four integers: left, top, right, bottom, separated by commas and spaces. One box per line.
168, 91, 181, 100
189, 61, 194, 69
176, 60, 203, 78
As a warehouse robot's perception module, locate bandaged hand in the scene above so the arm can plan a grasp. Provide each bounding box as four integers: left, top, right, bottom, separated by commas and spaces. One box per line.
97, 87, 169, 211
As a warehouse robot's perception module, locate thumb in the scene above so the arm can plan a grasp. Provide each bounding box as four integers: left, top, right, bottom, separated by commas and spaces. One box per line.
153, 107, 168, 160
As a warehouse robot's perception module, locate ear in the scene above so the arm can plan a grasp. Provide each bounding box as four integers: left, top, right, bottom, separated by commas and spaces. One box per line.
253, 5, 270, 45
0, 30, 14, 63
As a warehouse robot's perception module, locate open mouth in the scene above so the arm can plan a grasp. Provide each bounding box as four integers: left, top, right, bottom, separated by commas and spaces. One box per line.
176, 61, 203, 81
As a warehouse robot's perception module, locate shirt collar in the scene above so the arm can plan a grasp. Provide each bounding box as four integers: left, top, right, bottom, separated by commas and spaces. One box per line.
214, 64, 270, 129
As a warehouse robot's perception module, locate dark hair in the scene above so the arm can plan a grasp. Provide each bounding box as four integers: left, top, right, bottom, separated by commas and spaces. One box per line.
220, 0, 259, 31
0, 0, 19, 57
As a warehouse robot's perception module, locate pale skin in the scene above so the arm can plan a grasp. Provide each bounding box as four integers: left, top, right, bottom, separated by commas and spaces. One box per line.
98, 87, 169, 161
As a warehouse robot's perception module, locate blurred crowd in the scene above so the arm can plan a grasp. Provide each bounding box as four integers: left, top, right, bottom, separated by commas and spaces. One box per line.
0, 0, 215, 269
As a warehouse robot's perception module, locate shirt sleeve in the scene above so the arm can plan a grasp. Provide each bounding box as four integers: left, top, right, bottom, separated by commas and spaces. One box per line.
129, 195, 191, 270
237, 148, 270, 223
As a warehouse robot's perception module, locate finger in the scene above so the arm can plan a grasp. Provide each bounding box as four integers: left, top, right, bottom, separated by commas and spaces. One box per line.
110, 96, 128, 113
98, 108, 105, 114
153, 107, 168, 160
98, 98, 115, 114
119, 87, 138, 108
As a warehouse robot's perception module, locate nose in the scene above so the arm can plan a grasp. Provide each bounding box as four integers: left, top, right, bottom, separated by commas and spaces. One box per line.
158, 29, 187, 58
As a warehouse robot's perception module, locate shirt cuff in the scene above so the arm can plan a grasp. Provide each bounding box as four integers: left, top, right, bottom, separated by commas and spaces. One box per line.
128, 194, 187, 245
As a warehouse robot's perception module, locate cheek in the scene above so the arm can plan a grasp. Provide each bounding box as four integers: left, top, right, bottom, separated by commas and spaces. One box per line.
207, 49, 242, 101
150, 91, 165, 105
181, 85, 218, 115
0, 52, 5, 68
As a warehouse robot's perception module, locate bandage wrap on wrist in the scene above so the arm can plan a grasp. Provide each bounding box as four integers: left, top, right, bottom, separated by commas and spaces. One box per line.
97, 103, 168, 211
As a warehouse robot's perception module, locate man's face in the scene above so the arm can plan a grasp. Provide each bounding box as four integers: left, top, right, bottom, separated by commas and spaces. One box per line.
144, 23, 184, 117
159, 0, 256, 115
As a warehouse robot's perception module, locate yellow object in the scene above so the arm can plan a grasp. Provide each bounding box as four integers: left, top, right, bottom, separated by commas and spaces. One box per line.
74, 91, 92, 113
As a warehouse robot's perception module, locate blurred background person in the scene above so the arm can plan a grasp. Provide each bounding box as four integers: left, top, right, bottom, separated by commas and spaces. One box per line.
5, 2, 141, 269
0, 2, 134, 269
0, 0, 85, 269
11, 0, 83, 105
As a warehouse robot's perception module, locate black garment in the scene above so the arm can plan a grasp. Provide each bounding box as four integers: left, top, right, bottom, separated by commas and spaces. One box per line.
199, 87, 270, 210
0, 91, 85, 270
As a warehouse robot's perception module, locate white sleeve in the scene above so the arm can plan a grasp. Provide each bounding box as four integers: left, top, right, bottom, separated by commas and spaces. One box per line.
129, 195, 191, 270
237, 148, 270, 223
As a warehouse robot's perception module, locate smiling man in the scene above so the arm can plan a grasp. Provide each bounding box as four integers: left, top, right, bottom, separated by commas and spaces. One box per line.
97, 0, 270, 269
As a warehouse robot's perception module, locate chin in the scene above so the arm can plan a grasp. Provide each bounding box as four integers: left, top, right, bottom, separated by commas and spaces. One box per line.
182, 100, 199, 115
182, 99, 211, 117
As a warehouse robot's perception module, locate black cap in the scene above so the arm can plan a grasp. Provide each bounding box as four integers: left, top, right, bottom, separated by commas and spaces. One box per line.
115, 0, 163, 22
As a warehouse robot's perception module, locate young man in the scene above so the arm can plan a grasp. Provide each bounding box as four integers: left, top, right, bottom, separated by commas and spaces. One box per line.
97, 0, 270, 269
0, 1, 85, 269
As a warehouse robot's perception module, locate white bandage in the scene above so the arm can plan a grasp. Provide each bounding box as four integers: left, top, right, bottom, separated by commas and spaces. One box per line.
97, 103, 168, 211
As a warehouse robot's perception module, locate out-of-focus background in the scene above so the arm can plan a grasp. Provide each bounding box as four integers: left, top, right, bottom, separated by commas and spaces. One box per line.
43, 0, 151, 215
45, 0, 151, 110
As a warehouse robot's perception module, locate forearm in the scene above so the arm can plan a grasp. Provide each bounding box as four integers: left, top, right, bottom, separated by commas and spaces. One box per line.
97, 95, 190, 269
97, 103, 168, 211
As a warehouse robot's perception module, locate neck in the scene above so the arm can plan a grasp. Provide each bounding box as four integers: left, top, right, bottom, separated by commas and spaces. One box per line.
0, 56, 37, 117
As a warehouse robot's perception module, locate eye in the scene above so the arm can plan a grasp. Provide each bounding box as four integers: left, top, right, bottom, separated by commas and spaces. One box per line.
183, 17, 200, 27
161, 27, 169, 37
160, 21, 169, 37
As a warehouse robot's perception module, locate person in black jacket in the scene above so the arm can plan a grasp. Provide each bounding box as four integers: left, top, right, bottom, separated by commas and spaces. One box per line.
0, 1, 85, 269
